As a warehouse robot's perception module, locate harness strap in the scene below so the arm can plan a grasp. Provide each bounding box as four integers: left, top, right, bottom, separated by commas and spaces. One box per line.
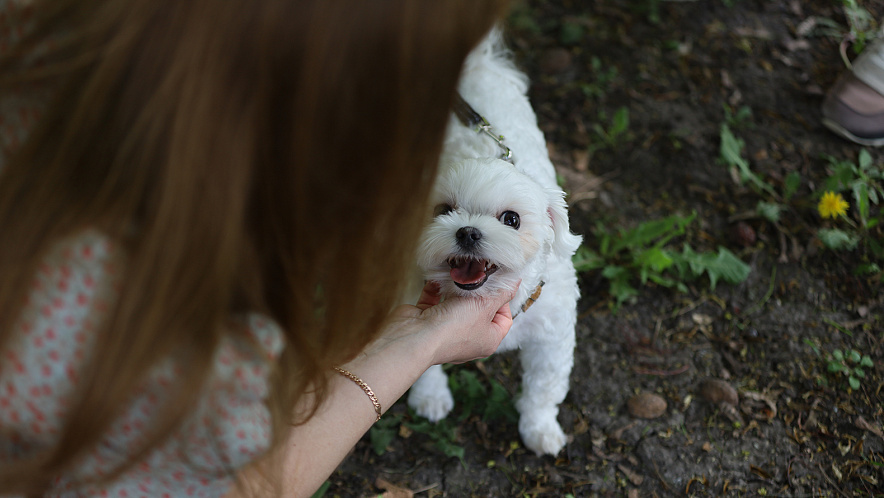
513, 280, 544, 318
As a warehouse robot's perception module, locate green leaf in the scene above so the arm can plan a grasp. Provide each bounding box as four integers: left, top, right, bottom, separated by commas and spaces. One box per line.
451, 370, 486, 421
635, 247, 674, 273
483, 379, 518, 423
848, 349, 862, 363
594, 222, 613, 256
560, 21, 584, 45
310, 481, 331, 498
849, 376, 861, 390
824, 318, 853, 337
612, 213, 694, 253
720, 124, 776, 196
783, 171, 801, 201
369, 413, 403, 456
610, 107, 630, 137
868, 185, 879, 205
670, 244, 696, 279
861, 355, 874, 367
405, 418, 434, 434
756, 201, 782, 223
602, 265, 628, 280
370, 423, 398, 456
855, 263, 881, 276
803, 338, 820, 356
720, 123, 748, 170
609, 278, 639, 305
854, 367, 866, 378
733, 105, 753, 125
572, 245, 605, 272
691, 247, 751, 289
832, 349, 844, 361
603, 265, 638, 306
406, 418, 464, 462
818, 228, 860, 250
823, 158, 856, 191
646, 272, 681, 289
436, 438, 466, 461
859, 148, 873, 171
853, 181, 870, 224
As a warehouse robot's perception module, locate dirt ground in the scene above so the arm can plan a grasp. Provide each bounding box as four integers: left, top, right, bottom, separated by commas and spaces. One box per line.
327, 0, 884, 496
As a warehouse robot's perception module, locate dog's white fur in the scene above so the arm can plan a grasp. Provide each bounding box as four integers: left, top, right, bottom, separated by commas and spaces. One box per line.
407, 29, 582, 456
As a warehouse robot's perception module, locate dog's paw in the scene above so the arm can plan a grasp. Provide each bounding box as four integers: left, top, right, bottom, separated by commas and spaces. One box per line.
519, 415, 568, 456
407, 388, 454, 422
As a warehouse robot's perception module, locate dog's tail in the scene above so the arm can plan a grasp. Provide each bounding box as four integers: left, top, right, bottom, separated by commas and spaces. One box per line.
463, 26, 529, 95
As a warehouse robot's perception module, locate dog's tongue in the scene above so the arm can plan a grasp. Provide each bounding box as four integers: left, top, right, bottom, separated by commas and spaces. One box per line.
450, 259, 486, 285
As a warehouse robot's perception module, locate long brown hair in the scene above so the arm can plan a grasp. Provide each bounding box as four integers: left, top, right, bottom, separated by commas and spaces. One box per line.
0, 0, 508, 492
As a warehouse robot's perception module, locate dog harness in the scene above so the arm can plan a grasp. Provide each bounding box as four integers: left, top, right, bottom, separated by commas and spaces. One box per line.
512, 280, 544, 318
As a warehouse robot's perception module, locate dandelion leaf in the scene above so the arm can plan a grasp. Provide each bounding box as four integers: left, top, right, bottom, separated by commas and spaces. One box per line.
602, 265, 638, 306
678, 245, 750, 289
370, 420, 399, 456
756, 201, 782, 223
818, 228, 859, 250
572, 245, 604, 272
783, 171, 801, 201
483, 380, 518, 423
451, 370, 486, 420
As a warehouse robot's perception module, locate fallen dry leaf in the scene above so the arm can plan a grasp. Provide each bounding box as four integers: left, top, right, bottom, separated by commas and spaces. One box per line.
375, 477, 414, 498
855, 416, 883, 438
618, 464, 644, 486
741, 390, 778, 420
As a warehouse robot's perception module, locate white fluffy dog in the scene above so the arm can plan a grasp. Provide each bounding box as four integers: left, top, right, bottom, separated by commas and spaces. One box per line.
407, 29, 582, 456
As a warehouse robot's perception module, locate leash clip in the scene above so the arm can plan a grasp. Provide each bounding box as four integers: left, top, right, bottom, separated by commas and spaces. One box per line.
453, 93, 515, 164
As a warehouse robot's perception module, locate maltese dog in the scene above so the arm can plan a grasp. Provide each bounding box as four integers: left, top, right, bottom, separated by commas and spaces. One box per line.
407, 28, 582, 456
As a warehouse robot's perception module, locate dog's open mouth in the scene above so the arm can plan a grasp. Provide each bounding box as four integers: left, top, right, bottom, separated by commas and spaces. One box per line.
448, 257, 499, 290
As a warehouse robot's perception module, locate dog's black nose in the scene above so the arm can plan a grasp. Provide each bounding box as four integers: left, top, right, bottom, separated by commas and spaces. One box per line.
456, 226, 482, 249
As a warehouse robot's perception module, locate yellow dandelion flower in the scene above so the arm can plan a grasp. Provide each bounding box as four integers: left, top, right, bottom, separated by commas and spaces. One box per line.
818, 191, 849, 219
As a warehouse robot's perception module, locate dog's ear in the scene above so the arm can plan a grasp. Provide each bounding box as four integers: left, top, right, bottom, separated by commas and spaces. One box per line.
546, 188, 582, 258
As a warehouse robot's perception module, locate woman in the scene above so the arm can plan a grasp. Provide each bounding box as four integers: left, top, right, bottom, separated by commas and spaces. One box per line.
0, 0, 514, 495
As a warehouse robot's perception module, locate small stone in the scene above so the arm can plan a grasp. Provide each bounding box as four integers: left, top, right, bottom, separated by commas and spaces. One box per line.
697, 378, 739, 407
731, 221, 756, 247
539, 47, 573, 74
627, 392, 667, 419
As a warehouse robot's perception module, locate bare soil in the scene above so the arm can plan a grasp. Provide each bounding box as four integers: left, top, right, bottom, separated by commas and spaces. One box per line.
328, 0, 884, 496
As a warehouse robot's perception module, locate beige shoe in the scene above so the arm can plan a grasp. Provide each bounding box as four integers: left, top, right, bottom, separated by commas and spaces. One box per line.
822, 39, 884, 146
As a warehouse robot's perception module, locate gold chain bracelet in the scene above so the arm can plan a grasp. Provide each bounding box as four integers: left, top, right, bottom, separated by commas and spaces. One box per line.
333, 367, 382, 422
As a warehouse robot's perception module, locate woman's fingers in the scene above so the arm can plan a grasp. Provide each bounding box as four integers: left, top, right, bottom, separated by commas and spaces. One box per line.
415, 281, 442, 310
490, 299, 513, 333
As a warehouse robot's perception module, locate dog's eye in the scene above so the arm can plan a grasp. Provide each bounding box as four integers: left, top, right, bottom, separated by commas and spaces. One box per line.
499, 210, 520, 229
433, 203, 454, 217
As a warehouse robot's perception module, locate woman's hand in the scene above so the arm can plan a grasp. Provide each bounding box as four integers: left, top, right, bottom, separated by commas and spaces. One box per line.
378, 280, 519, 367
231, 280, 518, 498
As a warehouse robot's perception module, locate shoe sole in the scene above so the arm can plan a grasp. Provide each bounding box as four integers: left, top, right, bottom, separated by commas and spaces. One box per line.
822, 117, 884, 147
